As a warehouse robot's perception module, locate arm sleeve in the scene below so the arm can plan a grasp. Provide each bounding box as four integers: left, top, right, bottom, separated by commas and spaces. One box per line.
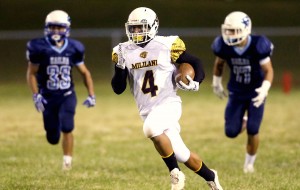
176, 51, 205, 83
111, 65, 128, 94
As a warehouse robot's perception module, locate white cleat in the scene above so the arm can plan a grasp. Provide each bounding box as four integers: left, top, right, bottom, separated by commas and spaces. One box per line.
170, 168, 185, 190
243, 164, 254, 173
62, 161, 72, 171
207, 169, 223, 190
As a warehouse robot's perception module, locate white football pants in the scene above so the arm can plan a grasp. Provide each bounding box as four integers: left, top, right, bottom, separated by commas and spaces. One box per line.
142, 102, 190, 163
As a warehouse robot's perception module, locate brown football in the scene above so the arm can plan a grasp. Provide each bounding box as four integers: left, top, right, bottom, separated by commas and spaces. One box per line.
174, 63, 195, 85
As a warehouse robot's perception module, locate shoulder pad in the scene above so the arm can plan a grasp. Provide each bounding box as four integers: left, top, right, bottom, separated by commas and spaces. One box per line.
148, 36, 186, 62
154, 36, 178, 47
256, 36, 274, 56
26, 38, 43, 52
26, 38, 45, 63
69, 38, 85, 53
211, 36, 223, 54
170, 36, 186, 63
112, 51, 118, 63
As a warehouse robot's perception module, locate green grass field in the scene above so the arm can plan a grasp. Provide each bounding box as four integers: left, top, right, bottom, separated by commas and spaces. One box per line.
0, 82, 299, 190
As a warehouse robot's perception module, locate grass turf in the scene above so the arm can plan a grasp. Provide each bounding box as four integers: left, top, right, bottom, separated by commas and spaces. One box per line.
0, 82, 299, 189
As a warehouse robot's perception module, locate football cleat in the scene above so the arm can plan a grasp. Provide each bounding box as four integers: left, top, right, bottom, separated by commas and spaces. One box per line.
206, 169, 223, 190
62, 158, 72, 171
170, 168, 185, 190
243, 164, 254, 173
62, 161, 72, 171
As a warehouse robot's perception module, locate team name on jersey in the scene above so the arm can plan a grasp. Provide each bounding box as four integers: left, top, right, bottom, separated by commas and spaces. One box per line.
131, 60, 158, 69
231, 58, 250, 66
50, 56, 69, 65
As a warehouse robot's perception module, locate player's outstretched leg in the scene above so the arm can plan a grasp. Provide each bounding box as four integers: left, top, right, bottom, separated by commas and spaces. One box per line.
151, 133, 185, 189
185, 152, 223, 190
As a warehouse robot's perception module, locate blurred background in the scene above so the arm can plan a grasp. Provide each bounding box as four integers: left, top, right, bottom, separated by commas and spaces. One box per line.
0, 0, 299, 92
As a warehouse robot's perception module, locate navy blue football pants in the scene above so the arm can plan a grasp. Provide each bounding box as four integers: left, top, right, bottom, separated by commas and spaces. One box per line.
42, 91, 77, 144
224, 93, 264, 138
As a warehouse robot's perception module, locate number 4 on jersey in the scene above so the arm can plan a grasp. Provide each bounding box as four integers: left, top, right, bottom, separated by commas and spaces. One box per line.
141, 70, 158, 97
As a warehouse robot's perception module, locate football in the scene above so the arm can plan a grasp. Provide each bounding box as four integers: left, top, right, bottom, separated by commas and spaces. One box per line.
174, 63, 195, 85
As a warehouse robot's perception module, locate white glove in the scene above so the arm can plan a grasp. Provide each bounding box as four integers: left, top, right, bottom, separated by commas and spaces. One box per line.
83, 95, 96, 108
176, 75, 199, 91
116, 44, 125, 69
33, 93, 47, 112
252, 80, 271, 108
212, 75, 227, 99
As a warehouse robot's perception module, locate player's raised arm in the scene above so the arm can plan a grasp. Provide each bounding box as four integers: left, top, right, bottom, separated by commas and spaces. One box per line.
111, 48, 128, 94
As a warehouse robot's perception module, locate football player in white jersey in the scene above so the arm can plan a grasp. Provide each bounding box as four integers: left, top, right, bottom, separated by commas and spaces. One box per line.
111, 7, 223, 190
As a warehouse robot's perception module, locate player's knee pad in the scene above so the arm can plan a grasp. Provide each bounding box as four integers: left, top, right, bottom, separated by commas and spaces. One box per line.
247, 127, 259, 136
174, 146, 190, 163
225, 129, 239, 138
46, 133, 60, 145
60, 115, 74, 133
61, 125, 74, 133
225, 126, 240, 138
225, 119, 242, 138
164, 127, 190, 163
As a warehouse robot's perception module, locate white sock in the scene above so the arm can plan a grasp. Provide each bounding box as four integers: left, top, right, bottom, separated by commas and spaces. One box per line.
245, 153, 256, 166
63, 155, 72, 164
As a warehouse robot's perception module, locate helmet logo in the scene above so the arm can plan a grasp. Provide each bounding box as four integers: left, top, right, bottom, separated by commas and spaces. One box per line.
242, 17, 250, 28
140, 19, 147, 23
140, 51, 148, 58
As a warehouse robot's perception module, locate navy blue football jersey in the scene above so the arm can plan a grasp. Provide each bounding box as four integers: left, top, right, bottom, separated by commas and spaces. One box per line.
212, 35, 274, 93
26, 37, 85, 95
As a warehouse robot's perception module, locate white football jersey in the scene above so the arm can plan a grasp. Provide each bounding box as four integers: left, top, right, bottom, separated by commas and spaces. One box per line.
112, 36, 186, 116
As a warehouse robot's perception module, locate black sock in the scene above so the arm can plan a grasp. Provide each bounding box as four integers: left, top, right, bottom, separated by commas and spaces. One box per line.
162, 152, 180, 172
195, 162, 215, 181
